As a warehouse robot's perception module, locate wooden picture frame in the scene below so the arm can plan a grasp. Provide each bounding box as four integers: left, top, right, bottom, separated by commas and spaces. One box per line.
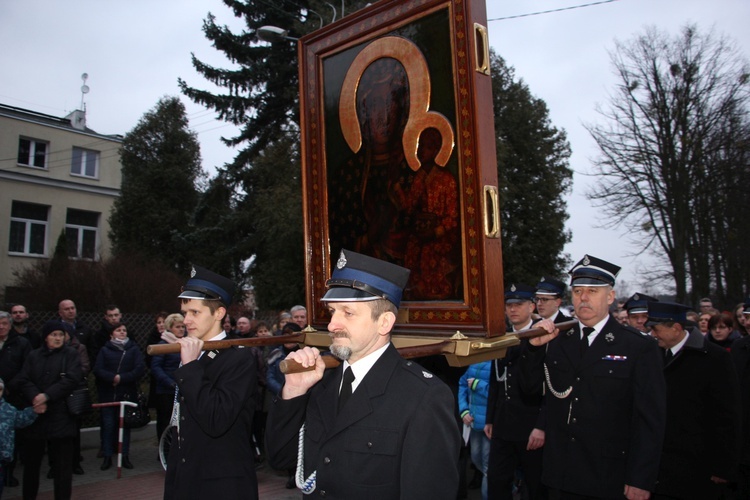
299, 0, 505, 338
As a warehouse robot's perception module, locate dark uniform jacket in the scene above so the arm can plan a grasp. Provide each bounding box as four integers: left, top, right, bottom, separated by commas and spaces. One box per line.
0, 331, 32, 407
732, 336, 750, 467
265, 343, 461, 499
655, 328, 740, 498
164, 345, 258, 500
518, 316, 666, 498
487, 318, 544, 441
14, 345, 82, 440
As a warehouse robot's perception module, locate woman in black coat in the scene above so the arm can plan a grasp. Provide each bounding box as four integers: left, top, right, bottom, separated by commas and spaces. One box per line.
14, 320, 83, 500
93, 322, 145, 471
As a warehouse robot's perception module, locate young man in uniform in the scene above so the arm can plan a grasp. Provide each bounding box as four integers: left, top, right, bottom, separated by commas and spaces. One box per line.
266, 249, 460, 499
163, 266, 258, 500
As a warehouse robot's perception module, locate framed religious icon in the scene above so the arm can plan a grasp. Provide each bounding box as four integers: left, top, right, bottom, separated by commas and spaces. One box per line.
299, 0, 505, 339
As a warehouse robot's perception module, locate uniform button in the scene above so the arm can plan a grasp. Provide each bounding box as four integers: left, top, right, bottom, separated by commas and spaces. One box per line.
323, 457, 331, 464
181, 458, 186, 463
609, 370, 613, 374
319, 490, 326, 496
507, 373, 512, 377
181, 396, 185, 402
575, 377, 580, 381
571, 418, 577, 423
571, 437, 576, 442
574, 397, 579, 402
181, 416, 185, 421
367, 442, 373, 448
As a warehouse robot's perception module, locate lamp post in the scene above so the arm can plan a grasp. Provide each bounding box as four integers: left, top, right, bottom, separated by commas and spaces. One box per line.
256, 26, 299, 43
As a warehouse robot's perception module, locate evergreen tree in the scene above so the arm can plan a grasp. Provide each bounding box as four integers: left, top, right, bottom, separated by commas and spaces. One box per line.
491, 51, 573, 285
109, 96, 202, 273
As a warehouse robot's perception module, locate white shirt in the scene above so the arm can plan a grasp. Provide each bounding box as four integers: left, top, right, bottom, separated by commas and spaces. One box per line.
197, 331, 227, 359
341, 342, 390, 394
668, 333, 689, 356
580, 315, 611, 346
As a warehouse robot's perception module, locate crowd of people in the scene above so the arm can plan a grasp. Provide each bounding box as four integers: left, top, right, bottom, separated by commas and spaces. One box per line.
2, 251, 750, 500
0, 295, 310, 500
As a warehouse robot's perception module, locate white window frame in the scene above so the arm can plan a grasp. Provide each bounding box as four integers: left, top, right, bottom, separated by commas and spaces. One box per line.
71, 147, 100, 179
65, 209, 100, 261
8, 201, 49, 256
17, 137, 49, 169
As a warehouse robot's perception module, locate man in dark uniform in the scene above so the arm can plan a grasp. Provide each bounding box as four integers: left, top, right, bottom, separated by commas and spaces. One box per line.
624, 293, 659, 336
163, 266, 258, 500
265, 249, 460, 499
648, 301, 739, 499
518, 255, 666, 500
485, 284, 546, 499
534, 276, 571, 324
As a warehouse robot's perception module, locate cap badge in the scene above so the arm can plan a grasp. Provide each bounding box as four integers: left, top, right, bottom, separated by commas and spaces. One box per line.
540, 277, 546, 282
510, 284, 517, 292
422, 371, 433, 379
336, 251, 347, 270
633, 293, 640, 300
582, 255, 590, 266
190, 266, 197, 278
605, 332, 615, 343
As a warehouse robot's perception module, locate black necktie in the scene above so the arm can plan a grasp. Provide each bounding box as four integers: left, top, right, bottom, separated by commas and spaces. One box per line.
581, 327, 595, 354
664, 349, 673, 363
338, 367, 355, 414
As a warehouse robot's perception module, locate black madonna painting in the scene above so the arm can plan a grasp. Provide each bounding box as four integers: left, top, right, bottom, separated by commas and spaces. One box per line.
323, 11, 461, 302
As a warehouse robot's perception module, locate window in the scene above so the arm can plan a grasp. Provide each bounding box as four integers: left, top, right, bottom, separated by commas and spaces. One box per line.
17, 138, 48, 168
9, 201, 48, 256
66, 209, 99, 260
71, 147, 99, 178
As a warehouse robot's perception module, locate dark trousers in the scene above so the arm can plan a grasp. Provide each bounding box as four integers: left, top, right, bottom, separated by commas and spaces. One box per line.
101, 406, 130, 457
154, 392, 174, 442
487, 437, 545, 500
22, 437, 74, 500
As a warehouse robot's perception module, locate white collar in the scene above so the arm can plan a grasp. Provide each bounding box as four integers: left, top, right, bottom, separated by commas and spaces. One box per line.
512, 319, 534, 332
342, 342, 390, 393
198, 331, 227, 359
670, 333, 689, 356
580, 315, 611, 345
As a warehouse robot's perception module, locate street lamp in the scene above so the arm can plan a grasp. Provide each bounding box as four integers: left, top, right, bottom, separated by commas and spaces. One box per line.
256, 26, 299, 43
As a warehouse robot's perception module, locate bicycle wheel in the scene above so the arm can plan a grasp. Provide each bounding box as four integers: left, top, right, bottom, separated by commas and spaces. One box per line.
159, 425, 174, 470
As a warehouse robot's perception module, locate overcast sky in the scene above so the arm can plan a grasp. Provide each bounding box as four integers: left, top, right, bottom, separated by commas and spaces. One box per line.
2, 0, 748, 296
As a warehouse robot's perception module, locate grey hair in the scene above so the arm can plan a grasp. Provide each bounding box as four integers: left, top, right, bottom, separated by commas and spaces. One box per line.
0, 311, 10, 321
290, 305, 307, 314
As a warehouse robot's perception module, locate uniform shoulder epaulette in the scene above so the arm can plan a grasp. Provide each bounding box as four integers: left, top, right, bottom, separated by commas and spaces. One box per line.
401, 359, 438, 383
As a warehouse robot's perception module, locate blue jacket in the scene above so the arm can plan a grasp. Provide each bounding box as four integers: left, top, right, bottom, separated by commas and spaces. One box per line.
93, 340, 145, 403
458, 361, 491, 430
151, 341, 180, 395
0, 398, 37, 462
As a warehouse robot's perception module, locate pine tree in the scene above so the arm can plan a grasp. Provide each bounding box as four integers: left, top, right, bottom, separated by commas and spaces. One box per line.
491, 51, 573, 285
109, 96, 202, 273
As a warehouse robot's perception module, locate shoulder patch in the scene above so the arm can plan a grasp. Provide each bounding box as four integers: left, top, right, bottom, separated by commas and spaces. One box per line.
401, 359, 439, 383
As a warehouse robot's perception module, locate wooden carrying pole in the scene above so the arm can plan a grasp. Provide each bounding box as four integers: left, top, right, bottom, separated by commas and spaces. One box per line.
146, 320, 578, 373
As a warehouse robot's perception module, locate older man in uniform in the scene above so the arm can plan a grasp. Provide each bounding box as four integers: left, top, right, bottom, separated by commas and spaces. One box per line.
485, 284, 546, 500
519, 255, 666, 500
648, 301, 739, 499
624, 293, 659, 336
266, 249, 460, 499
534, 276, 571, 324
163, 266, 258, 500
